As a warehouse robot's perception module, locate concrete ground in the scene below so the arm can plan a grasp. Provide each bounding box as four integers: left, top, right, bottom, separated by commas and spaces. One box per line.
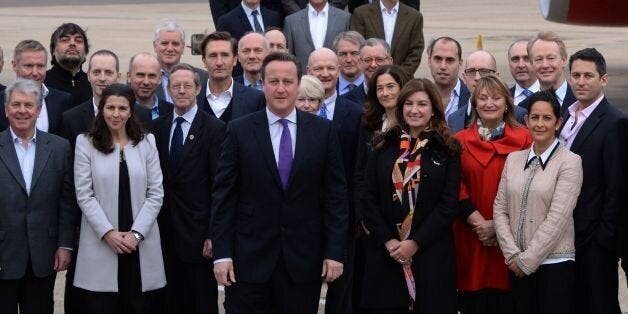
1, 0, 627, 313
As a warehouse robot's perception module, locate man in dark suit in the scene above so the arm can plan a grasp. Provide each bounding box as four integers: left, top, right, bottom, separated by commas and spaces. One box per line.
342, 38, 393, 106
427, 37, 469, 121
507, 39, 539, 106
45, 23, 92, 107
0, 40, 72, 136
348, 0, 420, 12
233, 33, 270, 91
307, 47, 363, 314
153, 63, 226, 314
284, 0, 351, 73
0, 78, 74, 314
217, 0, 282, 40
559, 48, 627, 314
153, 21, 208, 103
198, 32, 265, 123
333, 31, 365, 97
351, 0, 424, 77
127, 52, 173, 120
212, 52, 349, 314
524, 31, 576, 112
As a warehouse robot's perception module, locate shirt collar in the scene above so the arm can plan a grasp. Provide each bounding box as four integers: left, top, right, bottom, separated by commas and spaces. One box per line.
41, 83, 50, 98
514, 80, 540, 97
567, 94, 604, 118
324, 91, 338, 107
452, 79, 461, 98
555, 80, 568, 105
243, 75, 262, 88
266, 107, 297, 125
338, 74, 365, 93
241, 2, 260, 16
526, 138, 560, 170
206, 77, 235, 98
151, 95, 159, 110
92, 97, 99, 116
308, 2, 329, 16
173, 104, 198, 124
10, 127, 37, 144
380, 1, 399, 14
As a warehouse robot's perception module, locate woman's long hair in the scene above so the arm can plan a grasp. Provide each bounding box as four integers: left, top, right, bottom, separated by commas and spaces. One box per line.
362, 64, 410, 131
89, 83, 145, 154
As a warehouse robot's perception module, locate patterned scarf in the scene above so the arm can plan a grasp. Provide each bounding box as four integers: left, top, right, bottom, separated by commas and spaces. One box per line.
477, 119, 506, 141
391, 130, 429, 306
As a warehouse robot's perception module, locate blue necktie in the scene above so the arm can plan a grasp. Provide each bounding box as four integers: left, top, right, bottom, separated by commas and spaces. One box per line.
170, 117, 185, 169
252, 10, 263, 32
278, 119, 293, 190
151, 106, 160, 120
318, 102, 328, 119
523, 89, 533, 97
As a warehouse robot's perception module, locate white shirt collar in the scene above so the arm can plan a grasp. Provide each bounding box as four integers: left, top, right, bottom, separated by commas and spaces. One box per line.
241, 1, 260, 15
308, 2, 329, 15
526, 138, 560, 170
92, 97, 99, 116
452, 79, 461, 98
173, 104, 198, 124
555, 80, 568, 105
41, 83, 50, 98
567, 94, 604, 118
380, 0, 399, 14
266, 107, 297, 125
514, 80, 540, 97
206, 77, 235, 98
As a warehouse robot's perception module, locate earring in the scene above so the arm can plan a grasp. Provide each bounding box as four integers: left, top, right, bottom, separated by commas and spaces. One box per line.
431, 113, 435, 116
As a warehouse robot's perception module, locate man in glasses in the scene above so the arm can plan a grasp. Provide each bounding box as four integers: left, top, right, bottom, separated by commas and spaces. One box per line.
342, 38, 392, 105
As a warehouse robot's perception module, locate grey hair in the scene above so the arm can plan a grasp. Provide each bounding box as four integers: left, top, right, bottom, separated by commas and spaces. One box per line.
332, 31, 366, 53
4, 79, 42, 108
154, 21, 185, 44
360, 38, 391, 58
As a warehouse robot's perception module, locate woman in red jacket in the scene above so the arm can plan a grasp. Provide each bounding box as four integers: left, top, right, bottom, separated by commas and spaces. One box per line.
453, 75, 531, 314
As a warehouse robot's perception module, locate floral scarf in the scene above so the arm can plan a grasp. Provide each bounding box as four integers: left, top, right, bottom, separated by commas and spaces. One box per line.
477, 119, 506, 141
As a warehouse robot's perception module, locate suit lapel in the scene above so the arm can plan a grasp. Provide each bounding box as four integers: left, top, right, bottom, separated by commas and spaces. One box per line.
286, 111, 310, 190
390, 5, 409, 50
46, 92, 61, 133
570, 99, 607, 152
231, 83, 245, 118
157, 113, 174, 175
370, 3, 385, 39
177, 112, 204, 169
0, 131, 27, 193
332, 97, 349, 129
300, 10, 315, 51
253, 112, 283, 189
30, 131, 52, 192
238, 6, 254, 32
82, 101, 95, 131
323, 8, 338, 47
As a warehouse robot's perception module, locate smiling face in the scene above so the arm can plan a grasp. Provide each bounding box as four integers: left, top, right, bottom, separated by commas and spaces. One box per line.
403, 91, 433, 137
376, 73, 401, 110
88, 54, 120, 98
12, 50, 47, 85
238, 33, 268, 76
128, 54, 161, 103
153, 30, 184, 70
5, 91, 41, 138
530, 39, 567, 89
102, 95, 131, 134
307, 49, 339, 97
359, 44, 391, 81
525, 100, 561, 149
475, 87, 507, 129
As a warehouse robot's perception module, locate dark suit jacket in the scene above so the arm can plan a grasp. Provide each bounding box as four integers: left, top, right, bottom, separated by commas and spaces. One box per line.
518, 82, 577, 114
210, 0, 240, 26
154, 98, 174, 119
0, 130, 74, 279
156, 67, 208, 102
360, 129, 459, 309
153, 109, 226, 263
351, 1, 424, 77
284, 6, 351, 73
197, 80, 265, 122
0, 84, 5, 93
0, 87, 72, 136
447, 104, 527, 134
349, 0, 420, 12
560, 98, 628, 251
60, 99, 153, 150
211, 110, 349, 283
217, 5, 282, 40
342, 83, 367, 106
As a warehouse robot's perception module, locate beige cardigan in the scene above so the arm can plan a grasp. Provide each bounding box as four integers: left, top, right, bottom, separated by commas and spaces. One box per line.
494, 145, 582, 275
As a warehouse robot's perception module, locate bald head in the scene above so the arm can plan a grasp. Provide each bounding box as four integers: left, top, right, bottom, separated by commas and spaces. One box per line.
463, 50, 498, 93
238, 32, 270, 78
127, 52, 162, 106
307, 48, 340, 98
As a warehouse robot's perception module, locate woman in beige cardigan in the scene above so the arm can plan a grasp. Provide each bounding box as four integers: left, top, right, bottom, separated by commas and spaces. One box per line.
493, 90, 583, 314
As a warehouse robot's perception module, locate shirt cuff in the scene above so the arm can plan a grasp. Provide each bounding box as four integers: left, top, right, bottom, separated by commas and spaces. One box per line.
59, 247, 73, 251
213, 258, 233, 264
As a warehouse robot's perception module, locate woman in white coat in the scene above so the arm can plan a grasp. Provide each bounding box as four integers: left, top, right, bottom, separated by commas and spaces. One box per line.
73, 83, 165, 314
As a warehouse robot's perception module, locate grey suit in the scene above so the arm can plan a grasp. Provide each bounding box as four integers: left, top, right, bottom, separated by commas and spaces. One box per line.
284, 5, 351, 72
0, 130, 74, 280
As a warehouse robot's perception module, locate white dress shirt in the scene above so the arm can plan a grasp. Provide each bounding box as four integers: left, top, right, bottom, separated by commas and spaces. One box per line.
308, 2, 329, 49
10, 127, 36, 195
513, 80, 540, 106
92, 97, 99, 116
321, 91, 338, 120
206, 78, 234, 118
444, 79, 461, 120
559, 94, 604, 150
241, 2, 265, 31
36, 84, 50, 132
555, 80, 569, 107
380, 1, 399, 47
267, 107, 297, 165
169, 104, 198, 151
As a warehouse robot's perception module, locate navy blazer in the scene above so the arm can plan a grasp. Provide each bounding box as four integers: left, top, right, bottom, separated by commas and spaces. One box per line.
211, 110, 349, 283
447, 103, 527, 134
0, 87, 72, 136
197, 79, 265, 122
153, 109, 226, 263
342, 83, 367, 106
217, 5, 282, 40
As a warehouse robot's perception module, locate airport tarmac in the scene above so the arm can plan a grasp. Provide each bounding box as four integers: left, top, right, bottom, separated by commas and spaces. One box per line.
0, 0, 627, 313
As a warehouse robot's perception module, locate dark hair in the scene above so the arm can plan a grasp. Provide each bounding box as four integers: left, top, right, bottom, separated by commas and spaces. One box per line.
569, 48, 606, 76
50, 23, 89, 66
260, 52, 302, 82
469, 75, 520, 128
362, 64, 409, 131
89, 84, 145, 154
527, 88, 561, 119
388, 78, 459, 155
88, 49, 119, 72
427, 36, 462, 60
201, 31, 237, 57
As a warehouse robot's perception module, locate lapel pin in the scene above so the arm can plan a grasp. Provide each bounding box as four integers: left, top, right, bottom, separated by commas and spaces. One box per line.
189, 134, 195, 140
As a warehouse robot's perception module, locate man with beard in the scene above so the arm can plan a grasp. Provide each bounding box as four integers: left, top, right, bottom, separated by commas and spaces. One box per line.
45, 23, 92, 107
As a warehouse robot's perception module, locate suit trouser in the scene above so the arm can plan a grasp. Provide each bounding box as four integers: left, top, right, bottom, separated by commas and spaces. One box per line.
574, 240, 621, 314
325, 234, 355, 314
0, 259, 56, 314
162, 255, 218, 314
510, 260, 575, 314
224, 257, 321, 314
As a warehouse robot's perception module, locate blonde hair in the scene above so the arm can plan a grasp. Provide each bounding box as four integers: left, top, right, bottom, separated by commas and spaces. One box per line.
298, 75, 325, 102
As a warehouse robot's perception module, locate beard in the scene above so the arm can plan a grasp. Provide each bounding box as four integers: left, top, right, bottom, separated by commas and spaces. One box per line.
57, 54, 83, 70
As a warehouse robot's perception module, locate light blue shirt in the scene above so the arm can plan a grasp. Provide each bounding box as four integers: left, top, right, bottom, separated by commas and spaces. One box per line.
161, 69, 173, 103
338, 74, 365, 96
321, 91, 338, 120
149, 96, 161, 120
243, 75, 264, 91
10, 128, 37, 195
266, 107, 297, 166
169, 104, 198, 151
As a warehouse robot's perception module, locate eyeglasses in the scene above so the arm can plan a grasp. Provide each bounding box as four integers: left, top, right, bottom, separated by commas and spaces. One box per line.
463, 68, 496, 77
170, 83, 195, 91
360, 57, 390, 65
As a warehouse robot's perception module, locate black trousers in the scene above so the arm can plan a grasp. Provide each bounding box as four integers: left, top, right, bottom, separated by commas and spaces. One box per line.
457, 289, 515, 314
64, 246, 81, 314
510, 260, 575, 314
161, 256, 218, 314
325, 234, 356, 314
0, 260, 56, 314
224, 258, 321, 314
574, 240, 621, 314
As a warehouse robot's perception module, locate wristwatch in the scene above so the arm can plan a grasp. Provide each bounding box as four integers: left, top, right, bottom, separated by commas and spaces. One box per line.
131, 231, 144, 242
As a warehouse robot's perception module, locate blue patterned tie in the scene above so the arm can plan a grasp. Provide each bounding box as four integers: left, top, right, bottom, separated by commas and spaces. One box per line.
170, 117, 185, 169
278, 119, 293, 190
252, 10, 263, 33
318, 102, 328, 119
523, 89, 533, 97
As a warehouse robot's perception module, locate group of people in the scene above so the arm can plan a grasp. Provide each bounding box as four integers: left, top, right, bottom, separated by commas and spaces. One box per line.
0, 1, 627, 314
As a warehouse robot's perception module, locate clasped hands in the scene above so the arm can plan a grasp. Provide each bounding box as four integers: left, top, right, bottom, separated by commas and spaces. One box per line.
385, 239, 419, 265
103, 230, 140, 254
467, 211, 497, 247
